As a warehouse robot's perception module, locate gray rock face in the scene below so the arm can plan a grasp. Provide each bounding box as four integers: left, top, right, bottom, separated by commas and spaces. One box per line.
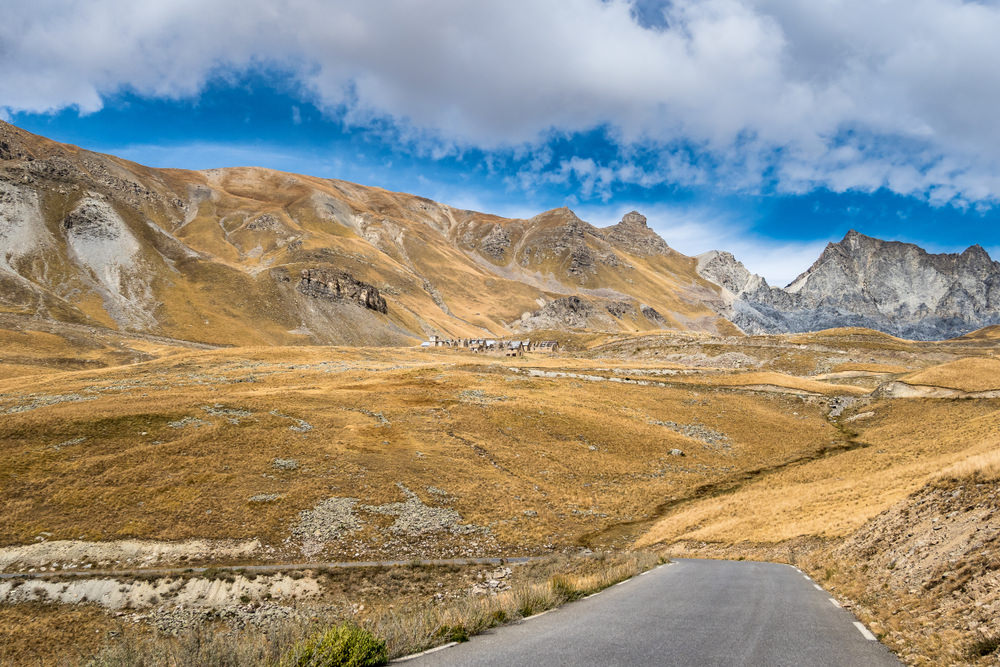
297, 268, 388, 314
480, 223, 511, 259
515, 296, 610, 331
697, 231, 1000, 340
603, 210, 674, 257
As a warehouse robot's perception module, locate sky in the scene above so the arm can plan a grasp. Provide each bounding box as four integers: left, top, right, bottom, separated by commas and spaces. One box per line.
4, 0, 1000, 285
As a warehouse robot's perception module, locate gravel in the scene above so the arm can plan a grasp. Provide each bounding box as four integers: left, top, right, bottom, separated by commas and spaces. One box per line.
650, 419, 731, 450
201, 404, 254, 424
269, 410, 313, 432
248, 494, 283, 503
293, 497, 363, 543
168, 416, 210, 429
361, 484, 483, 536
3, 393, 96, 414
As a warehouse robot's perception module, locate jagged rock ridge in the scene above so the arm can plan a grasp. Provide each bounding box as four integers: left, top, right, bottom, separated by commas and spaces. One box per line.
697, 231, 1000, 340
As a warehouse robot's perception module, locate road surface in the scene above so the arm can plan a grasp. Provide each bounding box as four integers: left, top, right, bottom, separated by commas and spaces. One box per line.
403, 558, 901, 666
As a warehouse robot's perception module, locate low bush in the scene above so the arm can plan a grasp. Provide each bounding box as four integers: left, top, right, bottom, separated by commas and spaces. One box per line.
280, 623, 387, 667
432, 624, 469, 643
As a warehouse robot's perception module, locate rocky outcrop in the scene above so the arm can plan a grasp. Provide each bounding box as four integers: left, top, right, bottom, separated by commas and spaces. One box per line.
515, 296, 607, 331
479, 223, 511, 259
63, 199, 126, 240
603, 211, 674, 257
606, 300, 636, 318
641, 305, 668, 326
297, 269, 388, 314
697, 232, 1000, 340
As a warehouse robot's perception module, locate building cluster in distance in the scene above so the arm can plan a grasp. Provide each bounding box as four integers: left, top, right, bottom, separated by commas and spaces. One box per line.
422, 336, 560, 356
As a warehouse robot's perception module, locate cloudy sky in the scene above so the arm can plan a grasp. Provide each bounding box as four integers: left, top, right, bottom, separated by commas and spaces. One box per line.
4, 0, 1000, 284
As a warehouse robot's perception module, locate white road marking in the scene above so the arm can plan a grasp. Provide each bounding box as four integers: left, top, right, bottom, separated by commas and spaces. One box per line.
524, 609, 554, 621
582, 593, 599, 600
639, 570, 650, 576
393, 641, 459, 662
615, 579, 629, 586
829, 598, 841, 608
813, 584, 823, 591
853, 622, 877, 641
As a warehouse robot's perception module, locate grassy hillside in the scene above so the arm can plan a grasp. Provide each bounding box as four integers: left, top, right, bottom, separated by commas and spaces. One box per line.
0, 121, 733, 347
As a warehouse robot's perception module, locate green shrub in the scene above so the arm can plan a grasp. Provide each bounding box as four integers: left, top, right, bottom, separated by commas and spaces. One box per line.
280, 623, 387, 667
432, 624, 469, 643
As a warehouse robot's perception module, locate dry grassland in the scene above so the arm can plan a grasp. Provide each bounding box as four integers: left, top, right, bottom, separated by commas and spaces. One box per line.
900, 357, 1000, 392
639, 397, 1000, 545
2, 324, 999, 665
0, 345, 846, 562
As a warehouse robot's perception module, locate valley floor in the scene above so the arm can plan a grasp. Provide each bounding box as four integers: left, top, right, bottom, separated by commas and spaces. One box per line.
1, 324, 998, 664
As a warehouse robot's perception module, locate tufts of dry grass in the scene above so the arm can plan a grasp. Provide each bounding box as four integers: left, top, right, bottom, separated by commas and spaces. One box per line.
370, 551, 663, 658
639, 398, 1000, 546
84, 551, 663, 667
900, 357, 1000, 393
0, 346, 842, 556
933, 448, 1000, 484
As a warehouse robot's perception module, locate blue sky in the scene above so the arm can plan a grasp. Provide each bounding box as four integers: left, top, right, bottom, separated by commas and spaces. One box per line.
5, 1, 1000, 285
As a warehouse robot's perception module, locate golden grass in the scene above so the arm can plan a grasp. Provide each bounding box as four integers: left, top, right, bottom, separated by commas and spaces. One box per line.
638, 397, 1000, 545
0, 346, 842, 555
0, 603, 131, 666
829, 362, 911, 374
679, 371, 870, 396
900, 357, 1000, 392
933, 448, 1000, 484
954, 324, 1000, 341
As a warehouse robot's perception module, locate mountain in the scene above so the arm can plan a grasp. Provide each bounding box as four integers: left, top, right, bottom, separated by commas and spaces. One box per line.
4, 120, 999, 344
697, 231, 1000, 340
0, 121, 735, 346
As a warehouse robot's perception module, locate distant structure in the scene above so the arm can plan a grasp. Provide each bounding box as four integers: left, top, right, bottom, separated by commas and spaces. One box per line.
422, 336, 553, 355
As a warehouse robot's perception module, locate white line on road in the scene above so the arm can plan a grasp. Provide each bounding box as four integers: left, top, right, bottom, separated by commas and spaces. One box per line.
813, 584, 823, 591
829, 598, 841, 608
853, 622, 877, 641
615, 580, 629, 586
393, 641, 459, 663
803, 575, 810, 580
524, 609, 554, 621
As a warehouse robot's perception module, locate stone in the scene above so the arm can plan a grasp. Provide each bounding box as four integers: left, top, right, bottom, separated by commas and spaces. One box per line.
297, 268, 388, 314
480, 223, 511, 259
697, 232, 1000, 340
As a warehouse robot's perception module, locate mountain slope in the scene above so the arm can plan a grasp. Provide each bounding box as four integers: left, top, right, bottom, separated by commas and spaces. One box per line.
697, 231, 1000, 340
0, 121, 733, 345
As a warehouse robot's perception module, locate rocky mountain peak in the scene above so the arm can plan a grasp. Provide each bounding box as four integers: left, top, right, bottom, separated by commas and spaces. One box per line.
620, 211, 648, 228
604, 210, 672, 257
696, 230, 1000, 340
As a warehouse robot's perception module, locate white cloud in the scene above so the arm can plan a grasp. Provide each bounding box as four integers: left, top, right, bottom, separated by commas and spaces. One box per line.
5, 1, 1000, 203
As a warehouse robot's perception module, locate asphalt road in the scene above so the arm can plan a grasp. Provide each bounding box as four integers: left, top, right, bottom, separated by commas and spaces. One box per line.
404, 558, 901, 667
